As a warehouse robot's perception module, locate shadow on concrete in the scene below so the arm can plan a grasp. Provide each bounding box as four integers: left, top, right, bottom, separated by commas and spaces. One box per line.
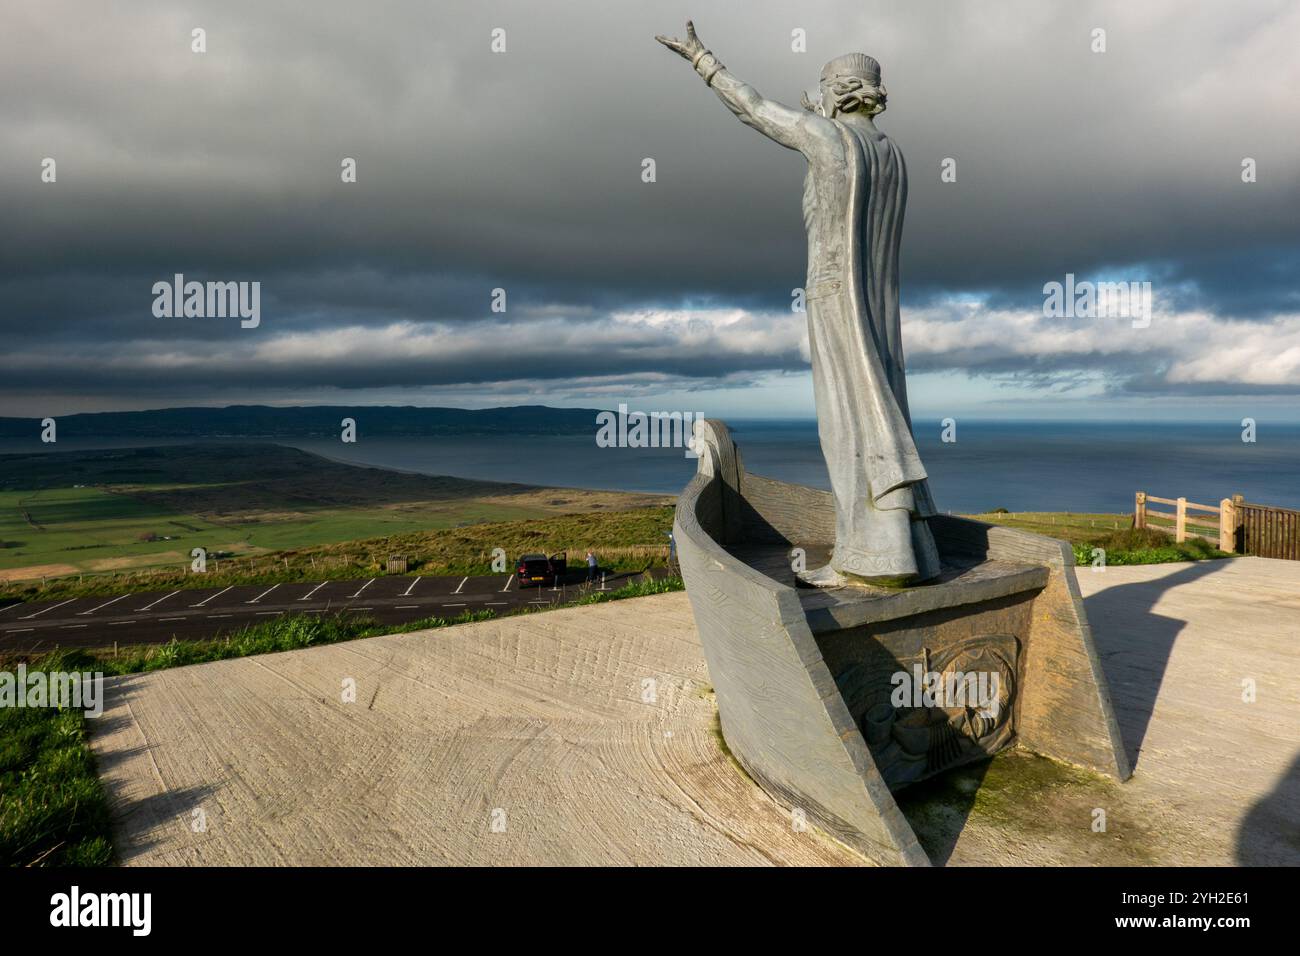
1236, 750, 1300, 865
1082, 559, 1228, 771
111, 783, 219, 863
89, 675, 223, 863
895, 758, 993, 865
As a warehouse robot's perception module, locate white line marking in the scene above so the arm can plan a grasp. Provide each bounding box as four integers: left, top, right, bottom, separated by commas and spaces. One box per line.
500, 577, 513, 593
350, 607, 373, 611
396, 605, 419, 609
453, 577, 468, 594
8, 627, 33, 633
247, 584, 280, 604
159, 617, 186, 622
21, 599, 76, 619
485, 601, 508, 606
348, 578, 375, 599
442, 602, 466, 607
299, 581, 328, 601
305, 609, 324, 614
207, 614, 232, 619
191, 587, 233, 608
402, 576, 422, 596
255, 611, 284, 616
62, 624, 88, 629
138, 590, 181, 611
0, 603, 25, 616
110, 620, 137, 626
79, 594, 130, 615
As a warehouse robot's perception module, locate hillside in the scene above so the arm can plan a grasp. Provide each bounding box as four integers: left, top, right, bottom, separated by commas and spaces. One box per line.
0, 404, 604, 439
0, 444, 669, 585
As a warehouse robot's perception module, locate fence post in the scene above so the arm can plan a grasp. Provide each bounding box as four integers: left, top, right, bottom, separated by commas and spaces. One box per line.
1232, 494, 1245, 555
1219, 498, 1235, 553
1175, 497, 1187, 543
1135, 491, 1146, 529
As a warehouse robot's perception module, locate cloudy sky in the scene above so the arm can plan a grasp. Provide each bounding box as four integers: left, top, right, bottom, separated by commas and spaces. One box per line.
3, 0, 1298, 420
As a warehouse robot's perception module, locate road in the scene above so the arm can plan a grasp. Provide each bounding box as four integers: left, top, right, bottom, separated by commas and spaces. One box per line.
0, 568, 653, 652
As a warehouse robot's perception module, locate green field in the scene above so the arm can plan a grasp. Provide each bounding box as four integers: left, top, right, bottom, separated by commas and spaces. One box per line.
0, 485, 551, 574
1, 445, 1226, 604
0, 444, 667, 588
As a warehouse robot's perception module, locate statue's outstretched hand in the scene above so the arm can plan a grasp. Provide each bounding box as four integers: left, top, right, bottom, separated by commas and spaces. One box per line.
655, 20, 707, 62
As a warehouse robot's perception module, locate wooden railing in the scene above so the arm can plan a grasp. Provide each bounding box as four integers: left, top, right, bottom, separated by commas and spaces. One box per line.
1236, 497, 1300, 560
1134, 492, 1235, 551
1136, 492, 1300, 559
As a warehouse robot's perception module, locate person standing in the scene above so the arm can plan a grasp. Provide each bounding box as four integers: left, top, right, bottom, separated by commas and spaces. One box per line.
586, 550, 598, 583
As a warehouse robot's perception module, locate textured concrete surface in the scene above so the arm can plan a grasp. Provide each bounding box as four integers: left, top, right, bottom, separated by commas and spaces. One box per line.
90, 595, 864, 866
918, 557, 1299, 866
90, 557, 1300, 866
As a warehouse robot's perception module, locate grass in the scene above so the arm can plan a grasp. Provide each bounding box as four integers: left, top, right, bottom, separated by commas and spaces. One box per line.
4, 505, 678, 604
0, 443, 668, 584
0, 575, 684, 867
965, 511, 1232, 566
0, 705, 114, 867
1069, 526, 1229, 566
570, 575, 685, 604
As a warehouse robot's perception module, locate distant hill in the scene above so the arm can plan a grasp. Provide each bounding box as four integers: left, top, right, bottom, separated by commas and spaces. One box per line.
0, 405, 603, 439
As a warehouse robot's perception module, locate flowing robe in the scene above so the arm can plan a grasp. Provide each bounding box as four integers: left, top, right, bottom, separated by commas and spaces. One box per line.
709, 70, 940, 580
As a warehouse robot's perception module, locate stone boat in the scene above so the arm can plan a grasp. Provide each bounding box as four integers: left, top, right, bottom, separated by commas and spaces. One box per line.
673, 420, 1131, 865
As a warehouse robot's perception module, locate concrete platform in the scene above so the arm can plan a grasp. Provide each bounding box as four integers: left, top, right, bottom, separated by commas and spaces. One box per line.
89, 557, 1300, 866
90, 595, 863, 866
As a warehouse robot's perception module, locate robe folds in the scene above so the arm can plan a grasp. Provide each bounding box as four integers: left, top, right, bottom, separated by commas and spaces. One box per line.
707, 68, 940, 580
804, 122, 939, 580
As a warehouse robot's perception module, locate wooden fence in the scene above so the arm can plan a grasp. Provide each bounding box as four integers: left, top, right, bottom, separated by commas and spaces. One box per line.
1235, 496, 1300, 560
1135, 492, 1300, 559
1135, 492, 1233, 550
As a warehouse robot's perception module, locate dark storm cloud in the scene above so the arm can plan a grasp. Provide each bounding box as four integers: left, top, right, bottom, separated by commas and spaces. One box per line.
2, 0, 1298, 408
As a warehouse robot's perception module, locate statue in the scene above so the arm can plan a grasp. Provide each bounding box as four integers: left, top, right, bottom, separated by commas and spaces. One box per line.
656, 21, 940, 587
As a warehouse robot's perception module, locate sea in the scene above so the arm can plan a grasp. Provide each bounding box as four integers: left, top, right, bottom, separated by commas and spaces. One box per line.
5, 419, 1298, 514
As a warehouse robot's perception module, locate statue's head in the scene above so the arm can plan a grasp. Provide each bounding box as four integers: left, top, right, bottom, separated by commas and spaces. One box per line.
802, 53, 887, 119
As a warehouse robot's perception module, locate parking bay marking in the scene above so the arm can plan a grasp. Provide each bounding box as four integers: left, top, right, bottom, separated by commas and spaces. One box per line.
79, 594, 130, 616
348, 578, 375, 600
247, 584, 280, 604
138, 590, 181, 612
191, 587, 234, 608
20, 599, 77, 620
402, 577, 421, 597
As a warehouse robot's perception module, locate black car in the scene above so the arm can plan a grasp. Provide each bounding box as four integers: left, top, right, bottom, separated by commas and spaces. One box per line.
516, 552, 568, 587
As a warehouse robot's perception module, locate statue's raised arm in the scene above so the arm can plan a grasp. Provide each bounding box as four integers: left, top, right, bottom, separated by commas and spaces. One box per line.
655, 20, 836, 155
